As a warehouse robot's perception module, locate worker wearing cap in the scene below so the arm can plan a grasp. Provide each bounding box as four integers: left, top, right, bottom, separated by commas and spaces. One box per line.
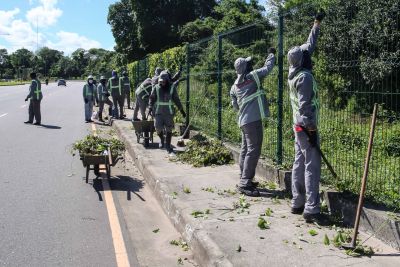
83, 75, 98, 123
149, 70, 186, 153
287, 11, 325, 223
120, 71, 132, 109
24, 72, 42, 125
107, 70, 124, 119
97, 75, 113, 122
133, 77, 152, 121
230, 48, 276, 197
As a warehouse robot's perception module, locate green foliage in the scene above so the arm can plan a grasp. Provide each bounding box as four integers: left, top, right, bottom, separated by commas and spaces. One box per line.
258, 217, 271, 230
176, 134, 233, 167
308, 229, 318, 236
71, 135, 125, 157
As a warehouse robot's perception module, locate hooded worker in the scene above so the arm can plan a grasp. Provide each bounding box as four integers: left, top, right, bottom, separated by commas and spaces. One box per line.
120, 71, 132, 109
151, 67, 163, 86
287, 10, 325, 224
97, 75, 113, 122
149, 70, 186, 154
24, 72, 42, 125
133, 77, 153, 121
230, 48, 276, 197
83, 75, 98, 123
107, 70, 124, 119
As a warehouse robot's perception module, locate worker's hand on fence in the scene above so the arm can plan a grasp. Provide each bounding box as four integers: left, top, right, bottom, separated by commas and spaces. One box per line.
180, 109, 186, 118
315, 9, 326, 22
268, 47, 276, 55
84, 98, 88, 104
307, 130, 318, 147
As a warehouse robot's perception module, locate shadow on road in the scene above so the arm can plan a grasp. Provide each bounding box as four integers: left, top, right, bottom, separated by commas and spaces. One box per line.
38, 124, 62, 129
91, 175, 145, 202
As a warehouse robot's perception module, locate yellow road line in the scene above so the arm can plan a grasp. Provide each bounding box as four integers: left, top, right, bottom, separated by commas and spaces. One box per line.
91, 123, 130, 267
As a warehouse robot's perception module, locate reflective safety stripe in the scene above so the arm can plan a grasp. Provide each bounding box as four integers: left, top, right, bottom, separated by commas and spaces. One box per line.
84, 84, 94, 96
237, 71, 266, 119
289, 71, 319, 125
137, 84, 152, 99
109, 78, 121, 94
33, 80, 41, 99
155, 85, 174, 114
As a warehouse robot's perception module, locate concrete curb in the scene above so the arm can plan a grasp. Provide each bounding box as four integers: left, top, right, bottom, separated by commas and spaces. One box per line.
113, 122, 233, 267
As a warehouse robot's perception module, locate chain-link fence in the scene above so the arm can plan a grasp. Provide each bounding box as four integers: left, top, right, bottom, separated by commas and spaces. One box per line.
129, 1, 400, 209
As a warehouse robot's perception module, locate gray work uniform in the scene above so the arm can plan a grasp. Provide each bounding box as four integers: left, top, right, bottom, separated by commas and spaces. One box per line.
133, 78, 152, 120
288, 24, 321, 215
149, 82, 184, 133
27, 79, 42, 123
97, 83, 113, 119
230, 53, 276, 187
83, 83, 98, 121
107, 77, 124, 118
120, 76, 131, 108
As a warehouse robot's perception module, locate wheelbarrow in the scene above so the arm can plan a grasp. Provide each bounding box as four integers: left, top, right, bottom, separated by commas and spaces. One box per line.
80, 149, 121, 183
132, 118, 155, 148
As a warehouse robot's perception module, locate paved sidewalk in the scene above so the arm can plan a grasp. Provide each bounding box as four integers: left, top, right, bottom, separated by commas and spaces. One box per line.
112, 112, 400, 267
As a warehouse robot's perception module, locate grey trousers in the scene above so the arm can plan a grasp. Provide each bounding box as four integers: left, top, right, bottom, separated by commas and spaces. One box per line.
239, 120, 263, 187
99, 98, 113, 118
124, 90, 131, 108
291, 130, 321, 215
112, 95, 125, 118
84, 100, 94, 121
154, 114, 174, 133
133, 97, 147, 120
29, 99, 41, 123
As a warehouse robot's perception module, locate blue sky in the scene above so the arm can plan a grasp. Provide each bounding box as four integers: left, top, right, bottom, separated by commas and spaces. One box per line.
0, 0, 119, 54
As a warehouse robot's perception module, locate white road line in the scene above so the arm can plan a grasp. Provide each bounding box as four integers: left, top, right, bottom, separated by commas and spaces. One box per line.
0, 113, 8, 118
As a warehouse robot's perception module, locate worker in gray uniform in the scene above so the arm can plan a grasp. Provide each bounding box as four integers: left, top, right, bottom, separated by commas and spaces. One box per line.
97, 75, 113, 122
83, 75, 98, 123
151, 67, 163, 86
287, 10, 325, 223
24, 72, 42, 125
133, 77, 153, 121
149, 71, 186, 154
230, 48, 276, 197
120, 71, 131, 109
107, 70, 124, 119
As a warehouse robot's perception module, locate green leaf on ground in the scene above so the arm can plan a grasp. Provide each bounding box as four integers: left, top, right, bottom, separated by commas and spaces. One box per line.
308, 229, 318, 236
258, 217, 270, 230
152, 228, 160, 233
177, 257, 184, 265
236, 244, 242, 252
190, 210, 204, 218
171, 191, 178, 199
183, 187, 191, 194
264, 208, 273, 217
323, 234, 330, 245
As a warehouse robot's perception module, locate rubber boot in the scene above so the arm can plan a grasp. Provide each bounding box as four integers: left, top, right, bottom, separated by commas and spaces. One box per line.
98, 113, 104, 122
158, 131, 165, 149
165, 132, 173, 153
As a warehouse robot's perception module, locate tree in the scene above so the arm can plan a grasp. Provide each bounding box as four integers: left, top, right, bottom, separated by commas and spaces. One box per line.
0, 49, 10, 78
36, 47, 64, 76
108, 0, 216, 61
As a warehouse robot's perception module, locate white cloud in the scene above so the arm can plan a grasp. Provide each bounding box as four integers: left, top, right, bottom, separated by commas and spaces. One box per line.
0, 8, 20, 31
26, 0, 62, 27
1, 19, 45, 52
47, 31, 101, 54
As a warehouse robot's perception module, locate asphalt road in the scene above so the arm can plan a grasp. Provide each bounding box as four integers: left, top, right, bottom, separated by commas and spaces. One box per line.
0, 81, 120, 267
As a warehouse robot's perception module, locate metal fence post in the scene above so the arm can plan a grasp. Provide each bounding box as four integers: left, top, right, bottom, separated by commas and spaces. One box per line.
186, 44, 190, 127
277, 11, 284, 165
217, 35, 223, 139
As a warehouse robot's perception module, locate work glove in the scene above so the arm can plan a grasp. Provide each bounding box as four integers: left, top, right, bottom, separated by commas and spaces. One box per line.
315, 9, 326, 22
24, 98, 28, 102
307, 130, 318, 147
84, 98, 88, 104
268, 47, 276, 55
180, 109, 186, 118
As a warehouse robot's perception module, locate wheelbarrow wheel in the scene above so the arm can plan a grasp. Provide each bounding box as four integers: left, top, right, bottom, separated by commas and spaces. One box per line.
144, 131, 150, 147
136, 132, 140, 143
